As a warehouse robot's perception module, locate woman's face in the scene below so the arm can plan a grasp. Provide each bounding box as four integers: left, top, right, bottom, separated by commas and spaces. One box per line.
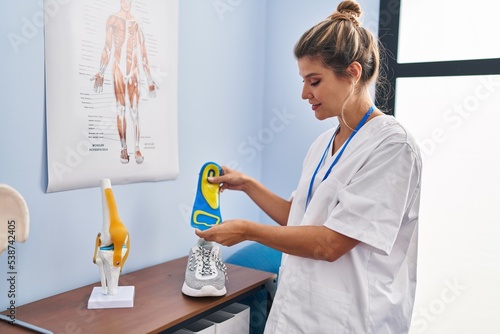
298, 57, 352, 121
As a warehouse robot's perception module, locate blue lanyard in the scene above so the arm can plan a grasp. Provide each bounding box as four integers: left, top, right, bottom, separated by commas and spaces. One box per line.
305, 105, 375, 210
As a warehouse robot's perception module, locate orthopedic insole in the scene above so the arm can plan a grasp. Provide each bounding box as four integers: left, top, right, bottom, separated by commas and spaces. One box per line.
190, 162, 222, 230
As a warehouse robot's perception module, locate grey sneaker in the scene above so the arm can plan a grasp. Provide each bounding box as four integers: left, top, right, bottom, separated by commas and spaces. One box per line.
182, 239, 228, 297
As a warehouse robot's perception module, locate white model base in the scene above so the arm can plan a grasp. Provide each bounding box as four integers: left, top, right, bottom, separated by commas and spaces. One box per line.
88, 286, 135, 309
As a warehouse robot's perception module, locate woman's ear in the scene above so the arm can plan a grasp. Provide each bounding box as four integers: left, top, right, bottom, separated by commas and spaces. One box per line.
346, 61, 363, 84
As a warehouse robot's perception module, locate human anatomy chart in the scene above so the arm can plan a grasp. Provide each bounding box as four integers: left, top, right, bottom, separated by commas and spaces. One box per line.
45, 0, 178, 192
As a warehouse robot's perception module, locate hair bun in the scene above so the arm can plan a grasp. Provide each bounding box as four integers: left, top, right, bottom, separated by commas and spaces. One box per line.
330, 0, 362, 27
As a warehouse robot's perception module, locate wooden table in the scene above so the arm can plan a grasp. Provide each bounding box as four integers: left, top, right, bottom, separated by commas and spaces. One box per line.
0, 256, 276, 333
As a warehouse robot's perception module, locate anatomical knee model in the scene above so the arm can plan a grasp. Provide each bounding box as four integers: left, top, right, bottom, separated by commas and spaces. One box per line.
93, 179, 130, 295
0, 184, 29, 256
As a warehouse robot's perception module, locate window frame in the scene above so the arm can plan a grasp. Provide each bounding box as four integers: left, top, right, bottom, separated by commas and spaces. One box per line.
375, 0, 500, 115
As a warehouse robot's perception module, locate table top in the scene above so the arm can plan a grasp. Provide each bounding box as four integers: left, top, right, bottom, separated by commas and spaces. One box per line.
1, 256, 276, 334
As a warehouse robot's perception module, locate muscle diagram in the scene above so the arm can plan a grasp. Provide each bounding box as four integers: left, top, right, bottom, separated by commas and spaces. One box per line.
92, 0, 157, 165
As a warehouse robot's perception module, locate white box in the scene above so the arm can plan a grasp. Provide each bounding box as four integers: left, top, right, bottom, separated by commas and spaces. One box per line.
220, 303, 250, 334
203, 310, 235, 334
172, 319, 215, 334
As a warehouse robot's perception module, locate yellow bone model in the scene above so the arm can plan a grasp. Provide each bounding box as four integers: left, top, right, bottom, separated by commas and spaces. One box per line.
93, 179, 130, 271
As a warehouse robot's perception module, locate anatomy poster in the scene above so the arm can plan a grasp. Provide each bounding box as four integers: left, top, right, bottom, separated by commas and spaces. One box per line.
45, 0, 179, 192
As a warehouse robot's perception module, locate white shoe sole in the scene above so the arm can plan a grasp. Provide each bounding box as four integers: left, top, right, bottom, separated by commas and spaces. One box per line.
181, 282, 227, 297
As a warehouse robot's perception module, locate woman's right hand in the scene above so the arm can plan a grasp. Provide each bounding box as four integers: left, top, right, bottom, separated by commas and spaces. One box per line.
210, 165, 291, 226
208, 166, 251, 193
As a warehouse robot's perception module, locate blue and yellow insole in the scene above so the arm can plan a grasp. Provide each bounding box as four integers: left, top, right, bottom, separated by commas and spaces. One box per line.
191, 162, 222, 230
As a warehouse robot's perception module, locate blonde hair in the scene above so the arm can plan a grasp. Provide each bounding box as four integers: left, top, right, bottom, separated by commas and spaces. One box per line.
294, 1, 381, 87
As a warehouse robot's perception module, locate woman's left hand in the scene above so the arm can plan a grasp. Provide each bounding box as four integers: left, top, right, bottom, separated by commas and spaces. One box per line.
195, 219, 248, 246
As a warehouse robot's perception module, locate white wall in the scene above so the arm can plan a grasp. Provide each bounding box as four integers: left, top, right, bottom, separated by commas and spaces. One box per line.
0, 0, 380, 311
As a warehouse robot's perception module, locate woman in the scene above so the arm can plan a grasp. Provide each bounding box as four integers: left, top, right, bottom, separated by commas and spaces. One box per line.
196, 1, 422, 333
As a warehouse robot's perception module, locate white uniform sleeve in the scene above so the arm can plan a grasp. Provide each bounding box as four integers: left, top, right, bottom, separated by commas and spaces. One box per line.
325, 141, 421, 255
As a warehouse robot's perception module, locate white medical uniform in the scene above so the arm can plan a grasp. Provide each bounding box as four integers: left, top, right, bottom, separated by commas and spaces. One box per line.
264, 115, 422, 334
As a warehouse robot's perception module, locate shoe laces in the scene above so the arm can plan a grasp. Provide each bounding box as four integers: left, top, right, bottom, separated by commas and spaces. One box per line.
189, 246, 228, 280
